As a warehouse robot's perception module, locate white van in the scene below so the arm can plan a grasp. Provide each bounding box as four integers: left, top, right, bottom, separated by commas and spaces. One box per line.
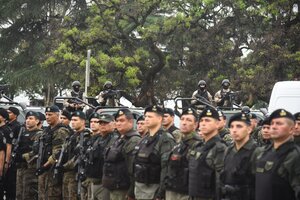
268, 81, 300, 114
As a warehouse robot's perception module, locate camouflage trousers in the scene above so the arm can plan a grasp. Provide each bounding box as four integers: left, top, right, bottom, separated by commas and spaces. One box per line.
82, 178, 110, 200
16, 166, 38, 200
165, 190, 189, 200
38, 170, 62, 200
62, 171, 77, 200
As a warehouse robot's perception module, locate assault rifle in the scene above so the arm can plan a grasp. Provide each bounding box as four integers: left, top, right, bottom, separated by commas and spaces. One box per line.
53, 138, 68, 180
76, 132, 86, 198
36, 135, 45, 176
10, 126, 25, 167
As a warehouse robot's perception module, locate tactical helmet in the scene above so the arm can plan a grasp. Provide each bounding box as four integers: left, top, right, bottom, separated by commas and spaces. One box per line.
72, 81, 81, 87
221, 79, 230, 86
198, 80, 207, 87
103, 81, 113, 89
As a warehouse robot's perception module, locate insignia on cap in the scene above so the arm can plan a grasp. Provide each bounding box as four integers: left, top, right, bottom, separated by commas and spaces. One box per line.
241, 113, 247, 120
101, 115, 106, 119
29, 111, 33, 115
206, 110, 212, 116
119, 111, 124, 115
280, 110, 286, 117
218, 111, 223, 116
46, 108, 50, 112
187, 108, 193, 114
152, 106, 157, 111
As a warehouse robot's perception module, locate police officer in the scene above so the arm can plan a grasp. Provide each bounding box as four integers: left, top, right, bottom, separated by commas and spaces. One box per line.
102, 108, 141, 200
98, 81, 119, 107
214, 79, 232, 107
134, 105, 175, 200
163, 108, 181, 143
60, 111, 91, 200
60, 109, 72, 127
293, 112, 300, 145
217, 110, 233, 146
257, 117, 272, 147
64, 81, 84, 112
250, 113, 262, 143
84, 113, 117, 200
136, 115, 148, 137
36, 105, 69, 200
221, 112, 257, 200
16, 111, 42, 200
0, 108, 8, 198
165, 107, 201, 200
255, 109, 300, 200
188, 107, 227, 200
191, 80, 213, 106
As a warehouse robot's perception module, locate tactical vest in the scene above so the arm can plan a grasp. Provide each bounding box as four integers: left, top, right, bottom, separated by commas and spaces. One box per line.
197, 90, 210, 101
102, 132, 139, 190
255, 143, 297, 200
222, 140, 256, 200
16, 130, 38, 163
134, 131, 162, 184
189, 139, 224, 198
165, 141, 189, 194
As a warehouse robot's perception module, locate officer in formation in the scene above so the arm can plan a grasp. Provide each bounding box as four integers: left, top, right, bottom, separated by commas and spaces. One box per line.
98, 81, 119, 107
60, 109, 72, 128
162, 108, 181, 143
64, 81, 84, 112
256, 117, 272, 146
136, 116, 148, 137
217, 110, 233, 146
15, 111, 43, 200
83, 113, 117, 200
293, 112, 300, 145
36, 105, 70, 200
214, 79, 233, 107
191, 80, 213, 107
221, 112, 257, 200
102, 108, 141, 200
0, 108, 9, 198
165, 107, 201, 200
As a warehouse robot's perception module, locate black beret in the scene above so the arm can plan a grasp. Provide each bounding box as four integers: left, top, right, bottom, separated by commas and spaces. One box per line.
163, 108, 175, 116
228, 112, 251, 127
88, 112, 100, 121
217, 110, 226, 119
26, 111, 39, 119
261, 117, 271, 126
269, 109, 295, 122
136, 115, 145, 122
144, 105, 164, 116
61, 110, 71, 120
294, 112, 300, 121
182, 107, 197, 118
37, 112, 46, 121
115, 108, 133, 119
199, 107, 220, 121
99, 114, 114, 123
8, 106, 20, 116
72, 110, 86, 120
0, 108, 9, 120
45, 105, 60, 113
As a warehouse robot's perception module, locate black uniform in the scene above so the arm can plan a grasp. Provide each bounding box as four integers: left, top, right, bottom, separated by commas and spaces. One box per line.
0, 130, 7, 198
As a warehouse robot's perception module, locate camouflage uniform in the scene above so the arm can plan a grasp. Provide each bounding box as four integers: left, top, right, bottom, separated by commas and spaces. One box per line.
134, 129, 175, 200
218, 127, 233, 146
38, 124, 69, 200
165, 125, 182, 143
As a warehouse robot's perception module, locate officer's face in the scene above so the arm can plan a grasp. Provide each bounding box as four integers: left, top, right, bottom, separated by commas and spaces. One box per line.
162, 114, 174, 126
229, 121, 251, 142
180, 114, 197, 134
144, 112, 163, 129
71, 116, 85, 132
262, 124, 271, 139
137, 120, 147, 135
90, 118, 100, 133
46, 112, 59, 126
0, 115, 4, 123
199, 117, 219, 136
250, 118, 258, 130
115, 115, 133, 135
26, 116, 39, 130
294, 120, 300, 136
99, 121, 115, 136
270, 118, 294, 141
218, 117, 226, 130
60, 115, 70, 126
7, 110, 16, 121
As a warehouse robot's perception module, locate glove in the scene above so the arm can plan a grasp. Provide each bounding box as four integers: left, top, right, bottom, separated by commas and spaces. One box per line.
22, 153, 30, 162
36, 166, 48, 176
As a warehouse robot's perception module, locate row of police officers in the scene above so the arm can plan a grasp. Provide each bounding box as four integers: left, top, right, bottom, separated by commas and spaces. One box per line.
1, 104, 300, 200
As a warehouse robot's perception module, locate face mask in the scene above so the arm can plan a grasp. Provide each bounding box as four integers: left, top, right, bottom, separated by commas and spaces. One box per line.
73, 86, 80, 92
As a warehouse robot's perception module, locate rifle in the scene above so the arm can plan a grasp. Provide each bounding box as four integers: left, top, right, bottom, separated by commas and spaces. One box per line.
10, 126, 25, 167
36, 134, 44, 176
53, 138, 68, 180
76, 132, 86, 198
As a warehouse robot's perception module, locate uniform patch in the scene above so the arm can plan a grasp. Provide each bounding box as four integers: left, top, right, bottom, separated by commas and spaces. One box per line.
256, 167, 264, 173
265, 161, 274, 171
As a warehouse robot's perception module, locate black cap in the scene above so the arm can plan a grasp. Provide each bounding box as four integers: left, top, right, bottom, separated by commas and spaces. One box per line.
294, 112, 300, 121
72, 110, 86, 120
137, 115, 145, 122
88, 112, 100, 121
99, 114, 114, 123
61, 110, 72, 120
45, 105, 60, 113
8, 106, 20, 116
228, 112, 251, 127
182, 107, 197, 118
163, 108, 175, 116
115, 108, 133, 119
37, 112, 46, 121
0, 108, 9, 120
144, 105, 164, 116
261, 117, 271, 126
26, 111, 39, 119
217, 110, 226, 119
269, 109, 295, 122
199, 107, 220, 121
